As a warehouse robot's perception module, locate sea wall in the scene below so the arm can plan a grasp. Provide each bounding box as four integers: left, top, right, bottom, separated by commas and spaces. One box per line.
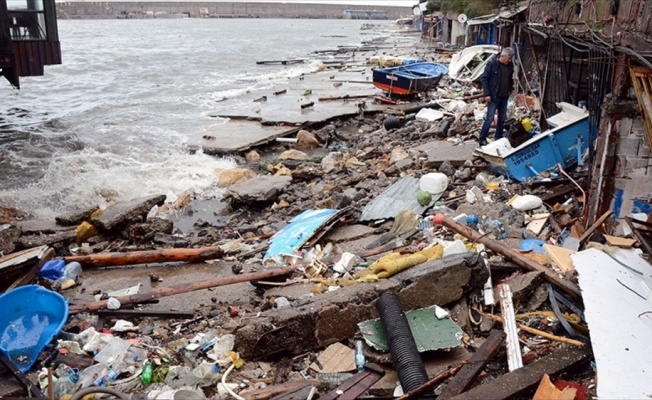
56, 2, 410, 20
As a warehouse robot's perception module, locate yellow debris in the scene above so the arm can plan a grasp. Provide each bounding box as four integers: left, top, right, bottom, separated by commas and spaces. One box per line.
369, 244, 443, 278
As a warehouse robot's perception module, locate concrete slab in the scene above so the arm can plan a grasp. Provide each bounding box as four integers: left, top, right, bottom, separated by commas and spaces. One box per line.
235, 254, 479, 359
214, 69, 384, 124
92, 194, 166, 232
412, 140, 479, 167
265, 282, 313, 301
323, 224, 375, 244
192, 67, 391, 155
187, 121, 296, 154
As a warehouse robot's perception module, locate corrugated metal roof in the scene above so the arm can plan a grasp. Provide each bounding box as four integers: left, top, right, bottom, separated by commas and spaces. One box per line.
359, 176, 429, 222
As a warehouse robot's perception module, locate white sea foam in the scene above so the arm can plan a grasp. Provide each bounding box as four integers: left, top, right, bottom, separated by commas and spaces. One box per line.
0, 148, 235, 219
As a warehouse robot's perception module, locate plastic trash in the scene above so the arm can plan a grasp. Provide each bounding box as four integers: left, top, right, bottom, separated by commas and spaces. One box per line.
192, 363, 221, 387
39, 259, 65, 281
142, 361, 154, 386
274, 297, 290, 309
354, 340, 365, 371
107, 297, 121, 310
510, 195, 543, 211
53, 262, 82, 290
53, 364, 79, 399
442, 240, 467, 258
419, 173, 449, 201
207, 334, 235, 362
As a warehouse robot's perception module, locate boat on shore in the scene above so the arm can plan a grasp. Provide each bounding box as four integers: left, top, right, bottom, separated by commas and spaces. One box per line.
474, 102, 589, 182
448, 45, 500, 82
372, 62, 448, 96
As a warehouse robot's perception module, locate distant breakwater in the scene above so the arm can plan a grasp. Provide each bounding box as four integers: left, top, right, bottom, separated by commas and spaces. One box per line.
56, 2, 410, 20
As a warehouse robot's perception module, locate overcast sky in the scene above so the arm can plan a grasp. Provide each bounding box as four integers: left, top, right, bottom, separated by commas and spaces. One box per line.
62, 0, 417, 6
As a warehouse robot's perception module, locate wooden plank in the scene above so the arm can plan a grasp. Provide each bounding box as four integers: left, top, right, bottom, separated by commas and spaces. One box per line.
308, 342, 356, 373
451, 348, 590, 400
579, 210, 613, 242
238, 379, 319, 400
6, 247, 55, 291
440, 217, 582, 301
543, 244, 576, 272
438, 329, 506, 399
603, 234, 637, 248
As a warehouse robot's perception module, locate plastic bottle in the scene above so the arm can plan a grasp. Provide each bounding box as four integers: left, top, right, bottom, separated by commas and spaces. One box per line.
141, 361, 153, 386
52, 262, 82, 291
53, 365, 80, 399
354, 340, 365, 371
192, 362, 221, 387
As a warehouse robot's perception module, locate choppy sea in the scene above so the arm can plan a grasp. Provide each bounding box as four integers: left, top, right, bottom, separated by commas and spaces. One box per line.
0, 18, 392, 218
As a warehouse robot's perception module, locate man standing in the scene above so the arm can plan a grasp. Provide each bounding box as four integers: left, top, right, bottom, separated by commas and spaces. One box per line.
478, 47, 514, 146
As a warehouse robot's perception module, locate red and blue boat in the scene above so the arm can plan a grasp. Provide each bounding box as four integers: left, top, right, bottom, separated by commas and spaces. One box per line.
372, 62, 448, 96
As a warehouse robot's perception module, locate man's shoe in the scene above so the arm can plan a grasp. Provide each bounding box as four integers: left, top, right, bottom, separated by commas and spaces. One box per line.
478, 139, 488, 146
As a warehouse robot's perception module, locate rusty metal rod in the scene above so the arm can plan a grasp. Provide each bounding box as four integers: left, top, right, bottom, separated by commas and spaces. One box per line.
68, 266, 297, 314
440, 217, 582, 302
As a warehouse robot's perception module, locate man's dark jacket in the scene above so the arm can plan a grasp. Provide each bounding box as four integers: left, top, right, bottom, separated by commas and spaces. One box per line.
481, 55, 514, 100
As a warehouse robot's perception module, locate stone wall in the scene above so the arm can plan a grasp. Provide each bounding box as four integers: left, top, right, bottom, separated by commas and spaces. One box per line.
56, 2, 410, 19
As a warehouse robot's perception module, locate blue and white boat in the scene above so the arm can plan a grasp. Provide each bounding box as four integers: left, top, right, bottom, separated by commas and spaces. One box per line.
372, 62, 448, 96
474, 102, 589, 182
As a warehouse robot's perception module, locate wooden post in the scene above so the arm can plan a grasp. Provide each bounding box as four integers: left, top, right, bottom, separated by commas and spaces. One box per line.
440, 217, 582, 302
438, 329, 505, 399
64, 246, 224, 268
68, 266, 297, 314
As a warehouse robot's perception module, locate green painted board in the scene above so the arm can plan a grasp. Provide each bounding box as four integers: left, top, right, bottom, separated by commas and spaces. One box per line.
357, 306, 463, 352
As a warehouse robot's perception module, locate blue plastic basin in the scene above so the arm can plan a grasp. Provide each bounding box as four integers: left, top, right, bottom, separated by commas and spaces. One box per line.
0, 285, 69, 372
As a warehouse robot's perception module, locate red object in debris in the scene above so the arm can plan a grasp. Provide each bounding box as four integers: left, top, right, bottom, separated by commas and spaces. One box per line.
553, 379, 588, 400
433, 213, 446, 226
58, 347, 69, 355
228, 305, 240, 317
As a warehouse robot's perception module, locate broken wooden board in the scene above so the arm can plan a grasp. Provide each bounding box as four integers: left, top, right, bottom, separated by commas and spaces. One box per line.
452, 348, 590, 400
238, 379, 320, 400
532, 374, 576, 400
603, 234, 637, 248
543, 244, 576, 272
438, 329, 505, 399
526, 213, 550, 236
358, 305, 463, 352
572, 248, 652, 399
309, 342, 356, 374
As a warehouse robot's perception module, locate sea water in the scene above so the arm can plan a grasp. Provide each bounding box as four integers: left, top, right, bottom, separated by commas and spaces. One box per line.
0, 18, 392, 218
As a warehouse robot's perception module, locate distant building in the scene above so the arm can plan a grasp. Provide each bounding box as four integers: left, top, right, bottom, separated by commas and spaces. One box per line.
343, 10, 388, 20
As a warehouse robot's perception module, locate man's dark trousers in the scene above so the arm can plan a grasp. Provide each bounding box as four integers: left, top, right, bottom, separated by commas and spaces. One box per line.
479, 95, 509, 144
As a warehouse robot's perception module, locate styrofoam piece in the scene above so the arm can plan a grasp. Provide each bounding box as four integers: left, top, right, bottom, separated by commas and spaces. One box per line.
415, 108, 444, 122
510, 195, 543, 211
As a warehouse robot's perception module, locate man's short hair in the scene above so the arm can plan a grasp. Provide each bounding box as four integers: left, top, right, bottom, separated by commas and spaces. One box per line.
501, 48, 514, 57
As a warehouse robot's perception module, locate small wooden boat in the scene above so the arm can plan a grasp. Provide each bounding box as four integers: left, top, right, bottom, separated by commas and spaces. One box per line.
372, 62, 448, 96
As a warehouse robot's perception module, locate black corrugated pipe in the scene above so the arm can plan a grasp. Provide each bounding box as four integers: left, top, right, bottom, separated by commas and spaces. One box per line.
376, 293, 430, 395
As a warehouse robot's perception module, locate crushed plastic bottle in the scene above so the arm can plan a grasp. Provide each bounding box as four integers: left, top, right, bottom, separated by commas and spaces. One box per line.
191, 362, 221, 387
354, 340, 365, 371
53, 365, 80, 399
52, 262, 82, 291
141, 361, 153, 386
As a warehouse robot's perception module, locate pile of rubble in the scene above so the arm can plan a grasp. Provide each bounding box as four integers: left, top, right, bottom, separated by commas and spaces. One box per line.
1, 33, 651, 400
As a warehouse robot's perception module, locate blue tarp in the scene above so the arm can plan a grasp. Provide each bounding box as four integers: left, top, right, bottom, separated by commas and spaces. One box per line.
265, 209, 342, 261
